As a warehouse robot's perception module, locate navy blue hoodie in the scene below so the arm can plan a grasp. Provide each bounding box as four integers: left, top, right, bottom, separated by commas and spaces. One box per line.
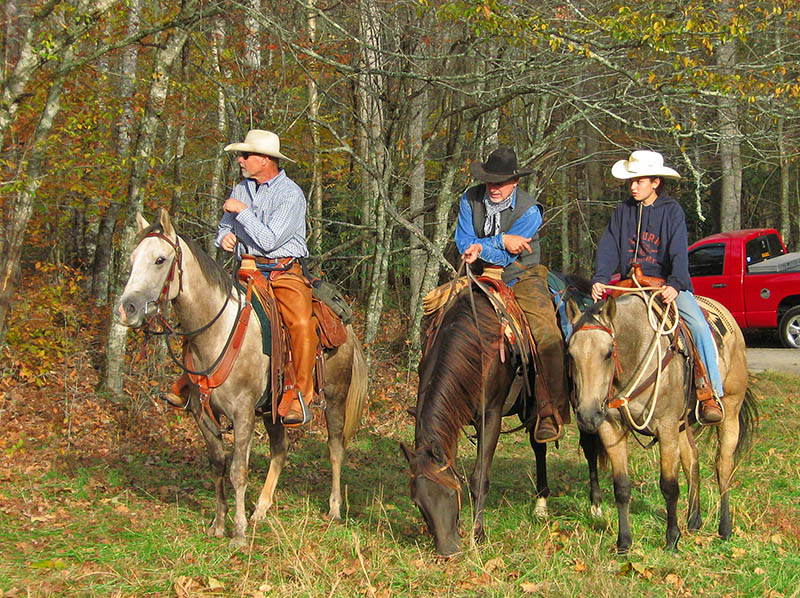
591, 193, 693, 292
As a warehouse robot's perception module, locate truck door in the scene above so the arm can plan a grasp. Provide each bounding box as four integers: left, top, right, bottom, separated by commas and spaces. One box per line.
689, 242, 746, 326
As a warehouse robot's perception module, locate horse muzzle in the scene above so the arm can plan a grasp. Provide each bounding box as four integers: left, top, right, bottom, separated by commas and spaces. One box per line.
115, 291, 153, 328
575, 401, 607, 433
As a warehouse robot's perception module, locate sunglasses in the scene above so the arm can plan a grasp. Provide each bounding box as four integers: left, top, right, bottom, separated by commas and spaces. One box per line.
239, 152, 264, 159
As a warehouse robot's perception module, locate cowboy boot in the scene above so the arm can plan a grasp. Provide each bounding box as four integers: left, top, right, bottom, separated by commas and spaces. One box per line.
280, 388, 311, 427
696, 382, 723, 425
533, 413, 562, 443
161, 373, 191, 409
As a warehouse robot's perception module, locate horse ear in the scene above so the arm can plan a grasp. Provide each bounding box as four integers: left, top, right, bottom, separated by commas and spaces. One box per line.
400, 442, 414, 466
600, 296, 616, 324
565, 297, 582, 324
158, 208, 175, 239
136, 212, 149, 233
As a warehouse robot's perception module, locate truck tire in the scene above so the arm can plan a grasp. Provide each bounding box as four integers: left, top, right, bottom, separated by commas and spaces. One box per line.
778, 306, 800, 349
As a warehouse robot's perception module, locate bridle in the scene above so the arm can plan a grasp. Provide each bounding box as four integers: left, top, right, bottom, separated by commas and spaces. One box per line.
572, 322, 624, 408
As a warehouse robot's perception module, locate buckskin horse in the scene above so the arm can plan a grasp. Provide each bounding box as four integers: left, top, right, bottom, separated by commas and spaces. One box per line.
401, 276, 600, 556
116, 209, 368, 548
566, 293, 757, 553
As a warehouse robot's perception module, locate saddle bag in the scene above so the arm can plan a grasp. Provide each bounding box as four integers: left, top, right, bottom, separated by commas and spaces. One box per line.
313, 297, 348, 349
311, 279, 353, 324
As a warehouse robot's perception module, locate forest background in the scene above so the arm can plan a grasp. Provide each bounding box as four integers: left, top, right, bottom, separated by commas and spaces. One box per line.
1, 0, 799, 393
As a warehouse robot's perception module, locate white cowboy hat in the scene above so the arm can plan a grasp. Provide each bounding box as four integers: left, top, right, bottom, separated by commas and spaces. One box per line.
611, 150, 680, 180
224, 129, 295, 163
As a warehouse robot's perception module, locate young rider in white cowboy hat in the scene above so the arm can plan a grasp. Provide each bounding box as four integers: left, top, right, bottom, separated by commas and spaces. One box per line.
456, 146, 570, 443
591, 150, 724, 424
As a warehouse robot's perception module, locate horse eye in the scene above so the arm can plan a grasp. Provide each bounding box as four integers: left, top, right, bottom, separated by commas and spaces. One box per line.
605, 348, 614, 361
155, 256, 167, 265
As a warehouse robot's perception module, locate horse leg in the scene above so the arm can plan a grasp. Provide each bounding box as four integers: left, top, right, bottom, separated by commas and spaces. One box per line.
715, 404, 741, 539
251, 415, 288, 523
580, 430, 603, 518
470, 408, 502, 544
598, 421, 632, 554
658, 427, 682, 551
527, 434, 549, 517
679, 427, 702, 531
191, 400, 229, 539
322, 394, 347, 521
228, 410, 256, 549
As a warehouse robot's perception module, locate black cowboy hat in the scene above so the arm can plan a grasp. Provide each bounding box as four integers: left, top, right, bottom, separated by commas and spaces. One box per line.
469, 146, 534, 183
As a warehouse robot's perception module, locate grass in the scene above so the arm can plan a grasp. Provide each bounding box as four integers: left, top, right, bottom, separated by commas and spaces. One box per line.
1, 370, 798, 597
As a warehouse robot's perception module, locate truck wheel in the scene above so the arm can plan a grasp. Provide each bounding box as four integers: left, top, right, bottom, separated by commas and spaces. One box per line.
778, 306, 800, 349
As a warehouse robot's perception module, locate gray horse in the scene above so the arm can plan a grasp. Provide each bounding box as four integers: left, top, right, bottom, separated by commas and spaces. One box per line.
566, 293, 756, 553
117, 209, 368, 548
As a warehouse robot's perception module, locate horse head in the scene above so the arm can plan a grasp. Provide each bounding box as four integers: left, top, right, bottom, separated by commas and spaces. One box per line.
567, 296, 619, 433
401, 442, 462, 556
116, 208, 183, 328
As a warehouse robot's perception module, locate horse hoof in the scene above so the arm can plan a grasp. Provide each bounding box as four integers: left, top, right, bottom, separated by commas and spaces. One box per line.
534, 498, 548, 518
229, 536, 247, 550
590, 504, 603, 519
206, 526, 225, 539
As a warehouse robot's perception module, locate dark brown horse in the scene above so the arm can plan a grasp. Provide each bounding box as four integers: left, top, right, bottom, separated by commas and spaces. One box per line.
117, 210, 368, 548
402, 285, 600, 556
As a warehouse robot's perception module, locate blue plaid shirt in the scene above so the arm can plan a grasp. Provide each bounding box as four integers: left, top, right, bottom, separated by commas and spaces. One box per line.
215, 169, 308, 259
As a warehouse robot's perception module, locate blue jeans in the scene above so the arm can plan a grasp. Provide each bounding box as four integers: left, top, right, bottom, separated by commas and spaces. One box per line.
675, 291, 724, 397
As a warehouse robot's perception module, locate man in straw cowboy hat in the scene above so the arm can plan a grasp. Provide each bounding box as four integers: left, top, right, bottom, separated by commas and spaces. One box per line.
215, 129, 313, 427
590, 150, 724, 424
455, 146, 570, 443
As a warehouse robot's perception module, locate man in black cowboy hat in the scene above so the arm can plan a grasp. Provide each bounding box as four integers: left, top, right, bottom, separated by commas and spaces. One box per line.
455, 146, 569, 442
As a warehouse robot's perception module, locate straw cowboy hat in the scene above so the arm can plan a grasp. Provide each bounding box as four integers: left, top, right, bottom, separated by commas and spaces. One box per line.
611, 150, 680, 180
470, 147, 534, 183
224, 129, 295, 163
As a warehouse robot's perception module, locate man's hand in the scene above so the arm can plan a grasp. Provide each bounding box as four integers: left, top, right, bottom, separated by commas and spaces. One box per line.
462, 243, 482, 264
223, 198, 247, 214
503, 234, 532, 255
220, 232, 238, 252
591, 282, 606, 302
660, 285, 679, 304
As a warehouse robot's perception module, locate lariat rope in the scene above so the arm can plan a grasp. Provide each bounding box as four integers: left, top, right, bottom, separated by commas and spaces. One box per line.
593, 281, 679, 432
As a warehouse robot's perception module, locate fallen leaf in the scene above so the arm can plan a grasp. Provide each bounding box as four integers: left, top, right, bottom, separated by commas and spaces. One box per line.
484, 557, 505, 572
521, 581, 545, 593
573, 560, 587, 573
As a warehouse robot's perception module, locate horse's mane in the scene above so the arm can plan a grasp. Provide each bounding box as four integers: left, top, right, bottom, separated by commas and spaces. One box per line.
139, 222, 231, 296
416, 290, 509, 465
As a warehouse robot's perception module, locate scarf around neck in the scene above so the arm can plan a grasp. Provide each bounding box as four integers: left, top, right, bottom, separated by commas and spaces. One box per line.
483, 190, 514, 236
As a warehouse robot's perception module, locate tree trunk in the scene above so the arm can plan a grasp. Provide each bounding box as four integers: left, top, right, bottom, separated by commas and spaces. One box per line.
102, 24, 194, 398
0, 45, 73, 346
717, 0, 741, 232
407, 86, 428, 319
90, 0, 141, 304
307, 0, 324, 260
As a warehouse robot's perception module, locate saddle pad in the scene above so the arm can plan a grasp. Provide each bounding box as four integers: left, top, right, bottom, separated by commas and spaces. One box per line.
695, 295, 738, 345
422, 277, 469, 315
234, 280, 271, 355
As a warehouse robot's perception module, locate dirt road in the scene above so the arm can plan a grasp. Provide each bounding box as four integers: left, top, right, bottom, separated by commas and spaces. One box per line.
746, 348, 800, 375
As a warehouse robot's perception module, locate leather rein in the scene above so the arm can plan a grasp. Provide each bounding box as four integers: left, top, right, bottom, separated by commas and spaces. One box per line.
141, 230, 253, 428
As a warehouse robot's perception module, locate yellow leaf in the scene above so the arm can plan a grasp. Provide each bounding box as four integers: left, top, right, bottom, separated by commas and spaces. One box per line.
521, 581, 545, 593
207, 577, 224, 590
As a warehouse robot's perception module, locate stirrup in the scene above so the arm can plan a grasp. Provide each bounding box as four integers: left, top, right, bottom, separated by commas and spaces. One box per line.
281, 393, 312, 428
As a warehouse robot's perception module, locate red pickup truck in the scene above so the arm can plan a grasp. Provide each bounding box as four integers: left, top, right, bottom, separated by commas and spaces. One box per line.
688, 228, 800, 349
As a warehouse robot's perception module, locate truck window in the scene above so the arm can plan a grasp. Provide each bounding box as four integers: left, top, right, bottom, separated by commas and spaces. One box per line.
688, 244, 725, 277
745, 234, 785, 267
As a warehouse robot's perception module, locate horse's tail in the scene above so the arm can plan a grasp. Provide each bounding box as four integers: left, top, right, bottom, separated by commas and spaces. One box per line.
342, 324, 369, 448
734, 387, 759, 459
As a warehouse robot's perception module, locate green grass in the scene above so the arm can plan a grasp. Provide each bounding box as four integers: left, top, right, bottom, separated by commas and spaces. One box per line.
1, 372, 798, 597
